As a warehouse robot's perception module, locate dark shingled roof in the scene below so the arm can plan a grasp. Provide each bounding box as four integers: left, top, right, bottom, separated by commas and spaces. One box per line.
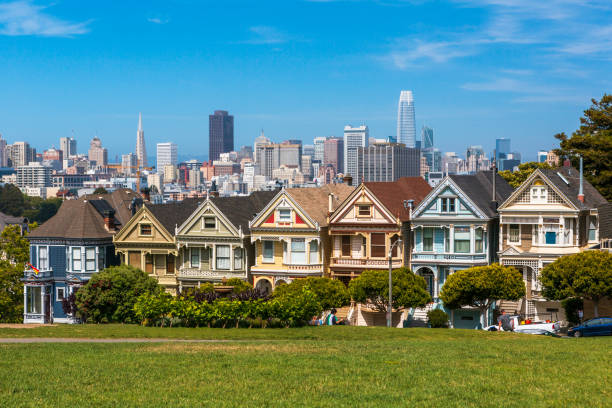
0, 212, 28, 231
210, 191, 277, 231
286, 184, 355, 226
450, 171, 514, 218
540, 167, 608, 210
364, 177, 432, 221
83, 188, 143, 227
597, 203, 612, 240
147, 198, 203, 235
29, 199, 112, 239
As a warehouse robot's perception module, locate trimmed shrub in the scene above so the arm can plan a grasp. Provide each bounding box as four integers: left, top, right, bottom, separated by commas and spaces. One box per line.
561, 297, 584, 325
427, 309, 449, 328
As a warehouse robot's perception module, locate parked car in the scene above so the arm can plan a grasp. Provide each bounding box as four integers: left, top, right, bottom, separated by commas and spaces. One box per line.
515, 328, 561, 337
483, 316, 560, 333
568, 317, 612, 337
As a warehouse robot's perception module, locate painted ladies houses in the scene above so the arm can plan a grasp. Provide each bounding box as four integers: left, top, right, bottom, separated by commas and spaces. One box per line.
113, 199, 202, 294
23, 189, 140, 323
328, 177, 432, 285
410, 172, 513, 329
174, 192, 276, 291
249, 184, 354, 293
497, 165, 608, 321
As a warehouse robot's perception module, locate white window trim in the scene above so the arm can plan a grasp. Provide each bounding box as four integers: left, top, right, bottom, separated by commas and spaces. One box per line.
278, 209, 292, 223
38, 245, 49, 271
56, 287, 65, 302
508, 224, 521, 244
262, 241, 275, 263
138, 223, 153, 237
202, 216, 217, 230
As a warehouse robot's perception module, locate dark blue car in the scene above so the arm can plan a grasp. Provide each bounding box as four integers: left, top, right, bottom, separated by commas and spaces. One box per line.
568, 317, 612, 337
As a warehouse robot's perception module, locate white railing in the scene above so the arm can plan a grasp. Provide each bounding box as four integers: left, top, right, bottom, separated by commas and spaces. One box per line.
23, 269, 52, 279
331, 258, 403, 268
411, 253, 487, 261
177, 268, 245, 280
286, 264, 323, 272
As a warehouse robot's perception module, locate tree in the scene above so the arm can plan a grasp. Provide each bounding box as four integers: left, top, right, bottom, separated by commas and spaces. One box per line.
273, 277, 350, 310
439, 264, 525, 327
0, 184, 25, 216
554, 94, 612, 200
498, 162, 553, 188
349, 267, 431, 313
540, 251, 612, 317
74, 265, 160, 323
93, 187, 109, 195
0, 225, 30, 322
225, 277, 253, 294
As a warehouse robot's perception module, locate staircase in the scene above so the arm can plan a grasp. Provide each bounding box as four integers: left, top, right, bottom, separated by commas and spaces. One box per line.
409, 304, 434, 327
499, 300, 521, 315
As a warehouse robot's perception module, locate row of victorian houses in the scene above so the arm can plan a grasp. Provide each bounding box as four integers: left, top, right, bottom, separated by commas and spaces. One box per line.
23, 164, 611, 327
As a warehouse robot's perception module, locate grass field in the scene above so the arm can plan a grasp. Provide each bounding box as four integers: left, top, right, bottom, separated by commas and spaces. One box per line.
0, 325, 610, 407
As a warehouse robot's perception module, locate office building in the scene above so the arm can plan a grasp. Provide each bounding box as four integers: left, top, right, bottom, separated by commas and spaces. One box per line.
495, 138, 511, 161
279, 141, 302, 169
344, 125, 368, 184
121, 153, 138, 175
43, 148, 63, 162
422, 148, 442, 173
253, 130, 271, 164
209, 110, 234, 161
16, 162, 52, 188
136, 113, 147, 168
88, 137, 108, 167
324, 137, 344, 174
0, 134, 6, 167
60, 137, 77, 158
356, 142, 420, 183
8, 142, 36, 168
157, 142, 178, 172
397, 90, 416, 148
313, 137, 326, 162
421, 126, 433, 149
301, 155, 312, 179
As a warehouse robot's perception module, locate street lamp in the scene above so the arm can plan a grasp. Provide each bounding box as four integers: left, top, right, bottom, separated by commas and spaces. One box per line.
388, 238, 403, 328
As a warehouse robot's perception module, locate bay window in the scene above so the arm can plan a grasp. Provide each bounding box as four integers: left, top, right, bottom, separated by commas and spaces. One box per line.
26, 286, 41, 314
216, 245, 230, 270
291, 239, 306, 264
509, 224, 520, 243
85, 248, 96, 271
370, 233, 386, 258
190, 248, 200, 268
454, 227, 470, 253
309, 240, 319, 264
475, 228, 484, 253
341, 236, 351, 257
234, 248, 243, 270
38, 247, 48, 270
588, 216, 597, 241
72, 247, 82, 271
423, 228, 434, 251
263, 241, 274, 263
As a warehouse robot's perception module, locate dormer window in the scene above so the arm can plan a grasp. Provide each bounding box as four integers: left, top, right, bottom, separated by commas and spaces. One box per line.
441, 198, 455, 213
279, 209, 291, 222
140, 224, 152, 236
203, 217, 216, 229
530, 181, 548, 203
357, 205, 371, 217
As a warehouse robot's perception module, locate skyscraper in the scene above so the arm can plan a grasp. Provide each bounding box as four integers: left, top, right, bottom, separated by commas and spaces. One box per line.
157, 142, 178, 172
60, 136, 77, 158
397, 90, 416, 148
136, 113, 147, 168
88, 137, 108, 167
313, 137, 327, 162
356, 142, 421, 182
344, 125, 369, 185
209, 110, 234, 161
495, 138, 510, 162
323, 138, 344, 174
421, 126, 433, 149
0, 134, 7, 167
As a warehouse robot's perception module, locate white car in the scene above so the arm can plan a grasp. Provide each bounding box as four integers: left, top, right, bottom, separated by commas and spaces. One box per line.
484, 316, 561, 333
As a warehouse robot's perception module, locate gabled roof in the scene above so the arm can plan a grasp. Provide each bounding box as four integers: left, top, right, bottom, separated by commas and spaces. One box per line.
83, 188, 143, 227
29, 199, 112, 240
449, 171, 514, 218
147, 198, 202, 235
209, 191, 278, 232
0, 212, 28, 231
364, 177, 432, 221
285, 184, 354, 226
540, 167, 607, 210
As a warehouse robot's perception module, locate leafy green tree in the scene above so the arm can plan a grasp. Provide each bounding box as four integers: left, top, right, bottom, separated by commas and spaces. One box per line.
133, 290, 173, 326
273, 287, 322, 327
498, 162, 553, 188
74, 265, 160, 323
0, 225, 30, 322
0, 184, 26, 216
273, 277, 350, 310
93, 187, 109, 195
440, 264, 525, 327
225, 277, 253, 294
540, 251, 612, 317
349, 267, 431, 313
554, 94, 612, 200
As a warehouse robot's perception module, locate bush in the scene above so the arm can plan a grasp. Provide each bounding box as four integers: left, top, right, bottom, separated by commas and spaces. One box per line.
273, 277, 350, 311
562, 297, 584, 325
75, 265, 160, 323
224, 278, 252, 294
427, 309, 449, 328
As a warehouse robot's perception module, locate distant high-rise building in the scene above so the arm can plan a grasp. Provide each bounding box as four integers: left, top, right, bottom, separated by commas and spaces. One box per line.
60, 136, 77, 158
7, 141, 36, 168
88, 137, 108, 167
313, 137, 326, 162
421, 126, 434, 149
121, 153, 138, 175
209, 110, 234, 161
344, 125, 369, 185
136, 113, 147, 168
253, 129, 270, 164
465, 145, 489, 173
157, 142, 178, 173
397, 90, 416, 148
16, 162, 52, 188
324, 137, 344, 174
279, 141, 302, 168
43, 148, 63, 162
0, 134, 7, 167
303, 144, 315, 159
422, 148, 442, 173
495, 138, 511, 162
356, 142, 421, 182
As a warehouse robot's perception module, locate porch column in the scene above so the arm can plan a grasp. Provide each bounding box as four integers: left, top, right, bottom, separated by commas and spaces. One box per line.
498, 223, 503, 252
449, 225, 454, 253
23, 286, 27, 318
40, 286, 45, 320
470, 225, 475, 254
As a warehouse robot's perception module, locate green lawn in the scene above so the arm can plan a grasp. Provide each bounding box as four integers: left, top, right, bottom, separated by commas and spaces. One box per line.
0, 326, 610, 407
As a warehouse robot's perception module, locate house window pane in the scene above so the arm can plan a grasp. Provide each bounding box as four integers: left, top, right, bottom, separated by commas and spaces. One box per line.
423, 228, 434, 251
39, 247, 48, 270
85, 248, 96, 271
216, 245, 230, 270
279, 209, 291, 222
475, 228, 484, 253
588, 216, 597, 241
441, 199, 447, 212
358, 205, 371, 216
454, 227, 470, 253
140, 224, 152, 235
204, 217, 216, 229
371, 233, 386, 258
263, 241, 274, 262
234, 248, 243, 270
98, 249, 105, 271
309, 241, 319, 264
291, 239, 306, 264
190, 248, 200, 268
449, 199, 455, 212
145, 254, 153, 273
545, 231, 557, 245
341, 236, 351, 256
390, 235, 400, 257
27, 286, 41, 314
444, 229, 450, 252
509, 224, 520, 243
72, 248, 82, 271
56, 287, 65, 301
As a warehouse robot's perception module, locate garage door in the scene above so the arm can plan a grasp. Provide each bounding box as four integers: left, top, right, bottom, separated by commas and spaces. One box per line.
453, 310, 481, 329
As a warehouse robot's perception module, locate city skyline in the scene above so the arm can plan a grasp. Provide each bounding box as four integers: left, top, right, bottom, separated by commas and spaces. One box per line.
0, 1, 610, 161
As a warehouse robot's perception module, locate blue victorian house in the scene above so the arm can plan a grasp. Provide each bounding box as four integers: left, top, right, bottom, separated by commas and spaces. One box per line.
23, 189, 141, 323
410, 171, 513, 329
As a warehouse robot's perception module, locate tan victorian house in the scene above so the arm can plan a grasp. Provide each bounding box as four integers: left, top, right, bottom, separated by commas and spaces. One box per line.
249, 184, 354, 293
498, 166, 608, 321
113, 199, 201, 294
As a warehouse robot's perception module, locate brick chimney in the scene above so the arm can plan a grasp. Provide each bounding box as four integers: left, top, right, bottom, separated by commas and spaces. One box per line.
103, 209, 116, 231
343, 174, 353, 186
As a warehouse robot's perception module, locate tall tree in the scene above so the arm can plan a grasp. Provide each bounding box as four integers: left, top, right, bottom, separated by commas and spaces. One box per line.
540, 251, 612, 317
440, 264, 525, 328
499, 162, 553, 188
554, 94, 612, 200
0, 225, 30, 322
349, 267, 431, 313
0, 184, 26, 216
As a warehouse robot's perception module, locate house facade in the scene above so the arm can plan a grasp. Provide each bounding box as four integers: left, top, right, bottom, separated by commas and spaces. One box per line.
327, 177, 431, 285
497, 166, 608, 321
23, 189, 140, 323
249, 185, 353, 293
174, 192, 276, 291
410, 172, 513, 328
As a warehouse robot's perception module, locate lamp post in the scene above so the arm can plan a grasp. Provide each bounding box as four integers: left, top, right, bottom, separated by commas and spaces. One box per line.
388, 238, 403, 328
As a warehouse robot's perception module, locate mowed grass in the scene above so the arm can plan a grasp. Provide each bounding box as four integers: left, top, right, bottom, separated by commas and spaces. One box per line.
0, 326, 610, 408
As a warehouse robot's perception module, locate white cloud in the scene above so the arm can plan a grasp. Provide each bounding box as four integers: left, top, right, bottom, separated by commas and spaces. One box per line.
243, 26, 290, 45
147, 17, 168, 25
0, 1, 90, 37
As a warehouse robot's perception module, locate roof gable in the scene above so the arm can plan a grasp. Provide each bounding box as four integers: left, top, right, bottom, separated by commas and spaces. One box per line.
329, 184, 397, 225
249, 191, 318, 230
413, 177, 488, 219
113, 206, 174, 243
177, 200, 240, 237
499, 169, 577, 211
363, 177, 432, 222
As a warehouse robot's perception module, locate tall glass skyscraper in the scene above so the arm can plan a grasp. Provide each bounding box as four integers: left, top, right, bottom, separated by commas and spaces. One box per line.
343, 125, 369, 185
495, 138, 511, 161
421, 126, 433, 149
397, 90, 416, 148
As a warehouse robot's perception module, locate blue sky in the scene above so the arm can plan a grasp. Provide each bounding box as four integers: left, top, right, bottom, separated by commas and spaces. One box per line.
0, 0, 610, 162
